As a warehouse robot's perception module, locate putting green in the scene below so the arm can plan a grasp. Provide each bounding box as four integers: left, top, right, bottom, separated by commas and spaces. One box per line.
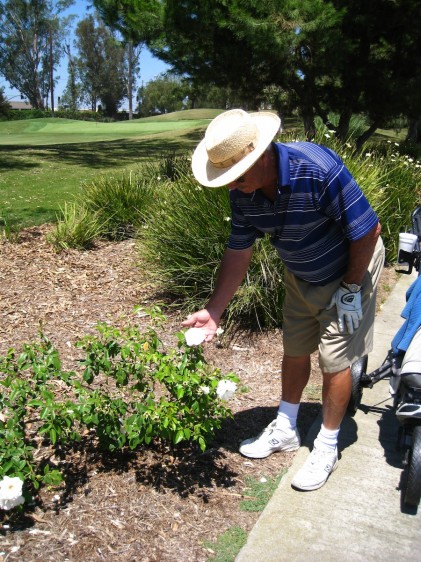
0, 117, 212, 146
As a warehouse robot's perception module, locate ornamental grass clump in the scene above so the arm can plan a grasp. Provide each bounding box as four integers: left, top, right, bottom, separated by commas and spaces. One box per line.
47, 202, 105, 251
314, 126, 421, 261
81, 169, 157, 240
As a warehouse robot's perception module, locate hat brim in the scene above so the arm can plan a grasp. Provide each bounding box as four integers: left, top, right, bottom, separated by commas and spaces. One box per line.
191, 111, 281, 188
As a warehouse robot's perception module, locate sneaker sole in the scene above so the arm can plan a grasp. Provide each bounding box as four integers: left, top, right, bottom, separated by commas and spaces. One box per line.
239, 442, 301, 459
291, 458, 339, 491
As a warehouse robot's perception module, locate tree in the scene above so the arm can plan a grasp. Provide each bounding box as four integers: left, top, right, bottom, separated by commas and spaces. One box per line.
314, 0, 421, 146
0, 0, 74, 110
0, 87, 11, 117
154, 0, 421, 143
154, 0, 293, 110
93, 0, 162, 119
60, 43, 80, 110
136, 74, 185, 116
91, 0, 421, 144
74, 14, 126, 116
183, 81, 243, 110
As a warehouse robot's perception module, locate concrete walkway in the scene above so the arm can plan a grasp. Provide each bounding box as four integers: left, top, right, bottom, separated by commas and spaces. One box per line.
236, 271, 421, 562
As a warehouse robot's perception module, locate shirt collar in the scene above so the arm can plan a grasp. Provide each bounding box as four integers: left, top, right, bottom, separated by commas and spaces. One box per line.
273, 142, 290, 187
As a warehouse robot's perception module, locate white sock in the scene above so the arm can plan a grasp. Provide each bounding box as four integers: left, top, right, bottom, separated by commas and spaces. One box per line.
314, 424, 340, 452
276, 400, 300, 431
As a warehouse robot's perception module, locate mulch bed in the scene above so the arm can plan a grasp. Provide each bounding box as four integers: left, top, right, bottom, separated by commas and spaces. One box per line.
0, 226, 398, 561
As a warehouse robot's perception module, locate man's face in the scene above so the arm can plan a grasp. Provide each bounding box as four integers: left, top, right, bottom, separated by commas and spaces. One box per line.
227, 163, 261, 193
226, 152, 272, 193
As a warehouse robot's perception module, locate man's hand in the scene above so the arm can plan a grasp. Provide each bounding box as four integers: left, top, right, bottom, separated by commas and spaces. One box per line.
181, 309, 219, 342
326, 286, 363, 335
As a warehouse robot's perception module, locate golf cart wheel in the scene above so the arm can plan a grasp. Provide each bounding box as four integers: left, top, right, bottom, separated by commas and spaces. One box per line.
346, 355, 368, 417
404, 425, 421, 507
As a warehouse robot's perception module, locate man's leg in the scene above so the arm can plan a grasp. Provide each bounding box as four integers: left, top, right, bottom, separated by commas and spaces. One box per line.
239, 354, 310, 459
321, 367, 352, 429
281, 354, 312, 403
291, 367, 351, 491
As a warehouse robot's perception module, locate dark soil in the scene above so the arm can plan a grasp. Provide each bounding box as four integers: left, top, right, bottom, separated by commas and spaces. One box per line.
0, 226, 398, 562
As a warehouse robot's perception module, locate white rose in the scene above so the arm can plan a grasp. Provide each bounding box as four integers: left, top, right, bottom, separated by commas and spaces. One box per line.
0, 476, 25, 511
184, 328, 206, 346
216, 379, 237, 401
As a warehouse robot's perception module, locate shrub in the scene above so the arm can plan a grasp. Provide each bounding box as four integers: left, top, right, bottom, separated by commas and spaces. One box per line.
0, 310, 239, 500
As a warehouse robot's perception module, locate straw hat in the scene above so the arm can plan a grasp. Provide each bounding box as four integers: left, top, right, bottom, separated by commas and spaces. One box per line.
191, 109, 281, 188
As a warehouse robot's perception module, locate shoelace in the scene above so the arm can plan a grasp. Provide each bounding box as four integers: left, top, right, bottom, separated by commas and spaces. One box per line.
308, 448, 335, 469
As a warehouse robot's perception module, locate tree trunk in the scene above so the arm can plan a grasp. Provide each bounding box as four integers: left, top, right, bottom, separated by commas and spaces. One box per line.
302, 111, 316, 141
406, 118, 420, 142
336, 108, 352, 142
127, 41, 133, 120
355, 121, 379, 151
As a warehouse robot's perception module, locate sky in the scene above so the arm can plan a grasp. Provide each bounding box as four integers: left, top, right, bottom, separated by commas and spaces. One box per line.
0, 0, 170, 109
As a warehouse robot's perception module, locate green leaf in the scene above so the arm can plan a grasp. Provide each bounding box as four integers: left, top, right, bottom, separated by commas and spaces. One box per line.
174, 429, 184, 444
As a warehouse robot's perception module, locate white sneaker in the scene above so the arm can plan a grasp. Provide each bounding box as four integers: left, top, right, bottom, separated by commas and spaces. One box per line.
291, 446, 338, 491
239, 420, 301, 459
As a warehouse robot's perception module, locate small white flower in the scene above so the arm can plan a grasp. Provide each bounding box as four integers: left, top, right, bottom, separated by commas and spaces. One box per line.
184, 328, 206, 346
0, 476, 25, 511
224, 217, 231, 221
324, 133, 331, 139
216, 327, 224, 336
200, 386, 210, 395
216, 379, 237, 401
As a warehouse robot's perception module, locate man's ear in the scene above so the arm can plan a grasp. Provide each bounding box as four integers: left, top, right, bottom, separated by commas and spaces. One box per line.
260, 145, 275, 167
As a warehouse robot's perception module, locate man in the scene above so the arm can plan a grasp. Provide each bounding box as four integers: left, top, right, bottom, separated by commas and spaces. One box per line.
182, 109, 384, 491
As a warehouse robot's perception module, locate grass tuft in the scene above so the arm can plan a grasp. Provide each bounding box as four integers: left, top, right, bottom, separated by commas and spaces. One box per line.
203, 526, 248, 562
47, 203, 105, 251
81, 169, 157, 240
240, 472, 286, 512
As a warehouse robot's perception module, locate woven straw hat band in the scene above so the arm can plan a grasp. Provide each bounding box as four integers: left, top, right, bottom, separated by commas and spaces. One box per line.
205, 118, 259, 169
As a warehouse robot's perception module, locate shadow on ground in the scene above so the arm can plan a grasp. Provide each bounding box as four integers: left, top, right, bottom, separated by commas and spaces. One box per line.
0, 128, 205, 172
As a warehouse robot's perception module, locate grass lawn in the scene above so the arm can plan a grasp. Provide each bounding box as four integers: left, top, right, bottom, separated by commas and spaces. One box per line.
0, 110, 221, 228
0, 109, 407, 229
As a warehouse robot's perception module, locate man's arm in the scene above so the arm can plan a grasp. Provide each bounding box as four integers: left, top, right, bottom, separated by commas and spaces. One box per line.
181, 246, 253, 339
327, 221, 382, 334
342, 222, 382, 285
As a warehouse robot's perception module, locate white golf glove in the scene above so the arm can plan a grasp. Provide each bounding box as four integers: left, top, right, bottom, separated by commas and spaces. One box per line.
327, 285, 363, 335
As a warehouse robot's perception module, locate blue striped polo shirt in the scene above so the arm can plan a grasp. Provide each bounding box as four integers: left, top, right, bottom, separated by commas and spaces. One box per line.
228, 141, 379, 285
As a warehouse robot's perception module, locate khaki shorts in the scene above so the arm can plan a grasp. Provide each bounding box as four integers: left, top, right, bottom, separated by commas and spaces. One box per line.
282, 238, 385, 373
